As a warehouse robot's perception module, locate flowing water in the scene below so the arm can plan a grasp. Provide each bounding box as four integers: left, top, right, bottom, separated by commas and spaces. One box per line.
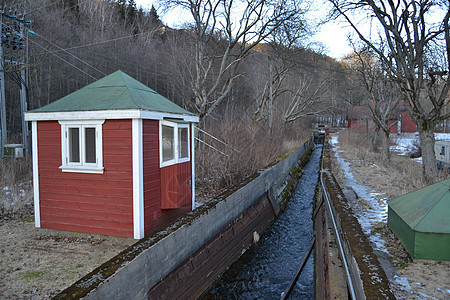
203, 145, 322, 299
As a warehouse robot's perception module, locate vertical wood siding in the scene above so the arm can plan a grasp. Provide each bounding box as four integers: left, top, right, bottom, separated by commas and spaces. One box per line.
160, 161, 192, 209
38, 120, 134, 238
142, 120, 161, 235
142, 120, 192, 236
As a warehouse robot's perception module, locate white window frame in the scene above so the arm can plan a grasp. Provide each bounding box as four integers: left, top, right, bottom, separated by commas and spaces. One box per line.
159, 120, 190, 168
59, 120, 105, 174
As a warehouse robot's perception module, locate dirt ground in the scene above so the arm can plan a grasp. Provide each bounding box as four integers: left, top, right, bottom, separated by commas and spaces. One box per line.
330, 132, 450, 299
0, 217, 134, 299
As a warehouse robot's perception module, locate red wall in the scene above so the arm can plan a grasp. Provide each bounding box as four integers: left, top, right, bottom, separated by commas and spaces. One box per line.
38, 119, 192, 238
142, 120, 161, 235
160, 161, 192, 209
142, 120, 192, 236
388, 112, 417, 133
348, 119, 374, 133
400, 112, 417, 132
37, 120, 134, 238
349, 113, 417, 134
388, 120, 398, 133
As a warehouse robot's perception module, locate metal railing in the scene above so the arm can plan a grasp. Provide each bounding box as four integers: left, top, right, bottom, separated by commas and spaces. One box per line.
320, 148, 357, 300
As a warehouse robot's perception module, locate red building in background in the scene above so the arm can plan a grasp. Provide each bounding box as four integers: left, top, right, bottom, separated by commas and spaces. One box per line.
347, 104, 417, 133
25, 71, 199, 239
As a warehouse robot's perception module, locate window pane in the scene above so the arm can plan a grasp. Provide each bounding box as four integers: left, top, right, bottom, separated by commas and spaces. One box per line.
69, 128, 80, 163
85, 127, 96, 163
162, 125, 174, 162
178, 127, 189, 159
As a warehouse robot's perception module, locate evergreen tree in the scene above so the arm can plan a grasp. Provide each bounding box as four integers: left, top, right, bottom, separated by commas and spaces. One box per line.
149, 5, 160, 24
61, 0, 80, 19
126, 0, 137, 26
115, 0, 127, 20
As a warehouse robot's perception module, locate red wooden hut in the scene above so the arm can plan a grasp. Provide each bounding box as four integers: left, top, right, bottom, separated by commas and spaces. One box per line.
346, 104, 417, 133
25, 71, 199, 239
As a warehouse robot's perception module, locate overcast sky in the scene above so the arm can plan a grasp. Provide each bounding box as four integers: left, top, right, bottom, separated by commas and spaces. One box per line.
134, 0, 354, 60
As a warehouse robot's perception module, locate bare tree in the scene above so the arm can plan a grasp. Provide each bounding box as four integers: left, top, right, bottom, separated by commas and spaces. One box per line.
330, 0, 450, 182
344, 48, 401, 163
253, 13, 310, 136
252, 54, 289, 135
159, 0, 306, 127
283, 73, 329, 123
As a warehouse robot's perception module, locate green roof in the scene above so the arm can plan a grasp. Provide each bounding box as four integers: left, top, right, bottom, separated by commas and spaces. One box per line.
387, 178, 450, 233
30, 70, 196, 116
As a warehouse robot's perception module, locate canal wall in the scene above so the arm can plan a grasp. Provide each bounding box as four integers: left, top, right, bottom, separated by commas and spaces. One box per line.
55, 138, 313, 300
314, 142, 394, 299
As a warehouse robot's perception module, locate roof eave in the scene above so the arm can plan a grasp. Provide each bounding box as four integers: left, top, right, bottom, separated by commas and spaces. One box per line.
24, 109, 199, 123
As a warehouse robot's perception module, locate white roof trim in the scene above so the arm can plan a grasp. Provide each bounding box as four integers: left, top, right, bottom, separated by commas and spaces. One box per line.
25, 109, 199, 123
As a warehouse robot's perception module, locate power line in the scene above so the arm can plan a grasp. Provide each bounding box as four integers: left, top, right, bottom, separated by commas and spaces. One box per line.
1, 21, 106, 79
33, 31, 107, 76
43, 29, 159, 54
27, 0, 68, 12
28, 38, 97, 81
71, 48, 168, 79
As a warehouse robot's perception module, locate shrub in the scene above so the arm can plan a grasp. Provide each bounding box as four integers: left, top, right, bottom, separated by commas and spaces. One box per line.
0, 157, 33, 218
195, 119, 309, 200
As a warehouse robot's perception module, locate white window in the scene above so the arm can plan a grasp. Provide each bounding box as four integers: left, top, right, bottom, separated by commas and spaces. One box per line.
160, 120, 190, 167
59, 120, 105, 173
178, 126, 189, 159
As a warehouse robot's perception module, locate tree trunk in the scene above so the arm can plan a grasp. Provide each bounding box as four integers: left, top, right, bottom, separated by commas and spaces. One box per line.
381, 130, 391, 164
418, 128, 437, 183
371, 127, 379, 152
268, 55, 273, 138
196, 117, 206, 154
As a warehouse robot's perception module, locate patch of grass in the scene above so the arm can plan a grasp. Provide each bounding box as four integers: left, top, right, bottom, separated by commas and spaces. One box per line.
337, 130, 429, 196
373, 226, 384, 234
385, 242, 395, 248
22, 216, 34, 222
357, 198, 370, 207
62, 263, 85, 274
22, 270, 45, 281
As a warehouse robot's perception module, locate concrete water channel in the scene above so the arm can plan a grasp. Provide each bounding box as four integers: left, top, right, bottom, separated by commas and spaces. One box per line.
203, 145, 322, 299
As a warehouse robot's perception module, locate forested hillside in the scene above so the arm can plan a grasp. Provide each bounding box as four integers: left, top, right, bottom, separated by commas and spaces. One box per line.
2, 0, 357, 193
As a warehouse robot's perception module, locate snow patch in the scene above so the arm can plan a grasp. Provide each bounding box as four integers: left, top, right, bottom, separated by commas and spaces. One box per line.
391, 132, 450, 157
330, 136, 388, 254
393, 278, 439, 300
436, 288, 450, 295
394, 275, 411, 291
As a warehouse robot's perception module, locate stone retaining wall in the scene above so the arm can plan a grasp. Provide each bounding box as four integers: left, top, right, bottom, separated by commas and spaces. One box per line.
55, 138, 313, 300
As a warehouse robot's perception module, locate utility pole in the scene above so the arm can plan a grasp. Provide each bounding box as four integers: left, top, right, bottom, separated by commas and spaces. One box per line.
0, 10, 6, 158
19, 18, 29, 155
0, 6, 33, 158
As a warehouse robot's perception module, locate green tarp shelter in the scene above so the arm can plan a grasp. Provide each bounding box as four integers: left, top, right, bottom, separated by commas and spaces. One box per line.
387, 178, 450, 261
